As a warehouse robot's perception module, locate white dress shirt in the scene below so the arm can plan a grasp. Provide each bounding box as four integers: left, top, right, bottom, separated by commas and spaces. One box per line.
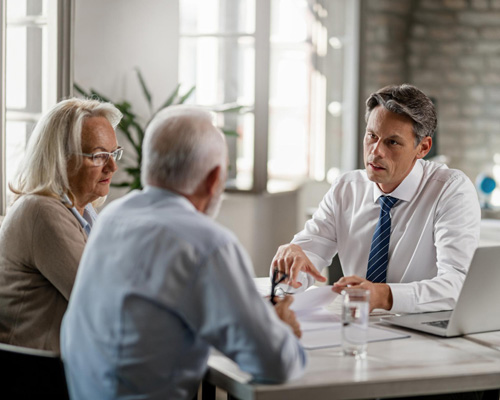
61, 186, 306, 400
292, 159, 481, 314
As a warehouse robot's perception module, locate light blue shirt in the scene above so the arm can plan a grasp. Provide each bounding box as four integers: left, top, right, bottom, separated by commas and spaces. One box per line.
61, 194, 97, 235
61, 186, 306, 400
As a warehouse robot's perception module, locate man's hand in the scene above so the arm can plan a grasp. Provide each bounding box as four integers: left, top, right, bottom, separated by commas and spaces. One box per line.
332, 275, 393, 311
274, 296, 302, 338
271, 244, 327, 289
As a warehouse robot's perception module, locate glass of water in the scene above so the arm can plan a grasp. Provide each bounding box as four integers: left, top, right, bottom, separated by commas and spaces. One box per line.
341, 288, 370, 359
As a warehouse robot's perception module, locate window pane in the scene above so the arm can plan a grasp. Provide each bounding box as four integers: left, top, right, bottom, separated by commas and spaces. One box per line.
267, 0, 314, 182
269, 47, 310, 107
268, 108, 308, 179
271, 0, 309, 43
5, 121, 34, 205
180, 0, 255, 35
6, 26, 27, 109
179, 36, 255, 106
7, 0, 47, 18
225, 112, 254, 190
4, 0, 58, 210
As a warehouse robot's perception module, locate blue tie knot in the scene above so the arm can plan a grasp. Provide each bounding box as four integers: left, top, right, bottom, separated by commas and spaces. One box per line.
379, 196, 398, 213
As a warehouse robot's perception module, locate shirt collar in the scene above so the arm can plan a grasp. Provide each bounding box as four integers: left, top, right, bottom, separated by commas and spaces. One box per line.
372, 159, 424, 204
143, 185, 198, 213
61, 194, 96, 235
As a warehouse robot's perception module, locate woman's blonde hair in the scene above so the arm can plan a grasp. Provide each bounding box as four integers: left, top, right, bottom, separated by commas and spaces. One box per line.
10, 97, 122, 203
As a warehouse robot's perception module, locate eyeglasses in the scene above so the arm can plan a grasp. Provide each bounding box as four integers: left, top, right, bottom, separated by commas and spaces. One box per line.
270, 268, 289, 305
79, 147, 124, 166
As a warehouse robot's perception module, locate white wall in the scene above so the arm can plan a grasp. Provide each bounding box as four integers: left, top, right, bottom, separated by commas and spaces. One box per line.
215, 181, 332, 277
215, 191, 298, 277
74, 0, 179, 202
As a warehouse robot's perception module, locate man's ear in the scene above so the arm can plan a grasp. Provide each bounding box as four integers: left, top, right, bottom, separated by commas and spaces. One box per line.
204, 165, 221, 196
417, 136, 432, 159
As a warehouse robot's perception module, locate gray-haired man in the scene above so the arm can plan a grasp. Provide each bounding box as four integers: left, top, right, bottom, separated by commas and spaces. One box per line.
61, 106, 306, 400
272, 84, 480, 314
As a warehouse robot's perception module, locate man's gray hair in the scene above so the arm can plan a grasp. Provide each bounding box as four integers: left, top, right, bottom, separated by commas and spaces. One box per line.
365, 84, 437, 145
10, 97, 122, 201
141, 105, 227, 194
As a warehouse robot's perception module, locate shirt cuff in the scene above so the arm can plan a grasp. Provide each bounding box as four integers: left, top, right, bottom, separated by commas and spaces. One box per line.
387, 283, 416, 314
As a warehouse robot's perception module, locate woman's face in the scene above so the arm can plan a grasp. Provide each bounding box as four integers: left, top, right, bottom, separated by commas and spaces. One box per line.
68, 116, 119, 209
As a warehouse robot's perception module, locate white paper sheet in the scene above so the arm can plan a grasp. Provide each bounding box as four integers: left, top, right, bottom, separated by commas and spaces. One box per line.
296, 307, 341, 331
290, 285, 339, 312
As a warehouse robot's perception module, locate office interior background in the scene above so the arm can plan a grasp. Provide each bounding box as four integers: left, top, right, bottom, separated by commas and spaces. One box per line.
2, 0, 500, 277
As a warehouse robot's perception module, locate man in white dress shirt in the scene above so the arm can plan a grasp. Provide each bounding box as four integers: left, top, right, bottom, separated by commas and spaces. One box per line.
61, 106, 306, 400
272, 84, 481, 314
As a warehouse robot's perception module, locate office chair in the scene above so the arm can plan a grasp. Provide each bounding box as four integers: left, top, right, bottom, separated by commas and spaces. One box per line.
0, 342, 69, 399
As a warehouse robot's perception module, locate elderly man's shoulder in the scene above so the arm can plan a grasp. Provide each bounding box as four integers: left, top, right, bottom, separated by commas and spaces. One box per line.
99, 190, 239, 249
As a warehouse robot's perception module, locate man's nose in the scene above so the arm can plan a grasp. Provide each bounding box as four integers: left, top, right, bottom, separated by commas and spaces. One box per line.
371, 141, 384, 157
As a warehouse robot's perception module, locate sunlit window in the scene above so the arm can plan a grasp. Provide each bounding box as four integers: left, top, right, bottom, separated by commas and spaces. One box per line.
268, 0, 313, 182
4, 0, 60, 209
179, 0, 322, 192
179, 0, 356, 192
179, 0, 256, 190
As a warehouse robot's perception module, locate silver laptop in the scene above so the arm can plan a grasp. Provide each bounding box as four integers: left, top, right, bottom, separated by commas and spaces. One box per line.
381, 245, 500, 337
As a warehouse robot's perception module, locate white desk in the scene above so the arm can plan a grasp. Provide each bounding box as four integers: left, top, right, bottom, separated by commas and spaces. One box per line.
205, 329, 500, 399
203, 280, 500, 399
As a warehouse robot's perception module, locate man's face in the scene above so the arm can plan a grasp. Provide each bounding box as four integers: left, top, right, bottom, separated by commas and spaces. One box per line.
363, 106, 431, 193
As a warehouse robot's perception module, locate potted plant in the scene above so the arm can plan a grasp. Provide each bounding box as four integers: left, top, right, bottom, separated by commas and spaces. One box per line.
75, 68, 241, 191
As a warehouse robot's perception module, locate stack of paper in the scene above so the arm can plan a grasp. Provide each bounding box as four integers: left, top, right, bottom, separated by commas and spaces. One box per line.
291, 286, 409, 349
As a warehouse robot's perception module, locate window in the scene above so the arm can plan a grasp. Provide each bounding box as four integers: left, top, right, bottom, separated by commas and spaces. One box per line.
180, 0, 309, 192
0, 0, 73, 214
179, 0, 257, 190
179, 0, 359, 193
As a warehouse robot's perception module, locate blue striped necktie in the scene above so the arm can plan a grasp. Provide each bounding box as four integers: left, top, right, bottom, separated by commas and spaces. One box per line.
366, 196, 399, 283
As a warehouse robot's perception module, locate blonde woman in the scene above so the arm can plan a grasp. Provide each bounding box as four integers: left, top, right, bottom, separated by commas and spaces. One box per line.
0, 98, 122, 352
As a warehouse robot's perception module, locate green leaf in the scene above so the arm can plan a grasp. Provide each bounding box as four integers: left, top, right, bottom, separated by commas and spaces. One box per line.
111, 181, 134, 188
74, 83, 89, 97
221, 129, 239, 137
212, 103, 245, 113
125, 167, 141, 174
89, 89, 111, 103
117, 125, 141, 156
178, 86, 196, 104
157, 83, 182, 110
135, 68, 153, 113
130, 176, 143, 191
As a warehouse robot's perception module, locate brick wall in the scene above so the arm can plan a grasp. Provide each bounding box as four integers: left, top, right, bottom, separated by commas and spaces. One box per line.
361, 0, 500, 180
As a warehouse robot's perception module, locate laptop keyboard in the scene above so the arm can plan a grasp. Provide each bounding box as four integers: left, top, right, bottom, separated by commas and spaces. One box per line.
423, 320, 449, 329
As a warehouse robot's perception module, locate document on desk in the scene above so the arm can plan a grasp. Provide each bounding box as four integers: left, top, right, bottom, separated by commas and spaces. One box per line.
290, 285, 339, 313
290, 286, 410, 349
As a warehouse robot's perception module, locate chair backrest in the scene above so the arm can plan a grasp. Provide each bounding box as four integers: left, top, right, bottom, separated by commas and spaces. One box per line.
0, 342, 69, 399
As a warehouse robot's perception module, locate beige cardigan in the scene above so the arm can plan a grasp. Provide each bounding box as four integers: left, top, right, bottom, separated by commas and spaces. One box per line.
0, 194, 87, 352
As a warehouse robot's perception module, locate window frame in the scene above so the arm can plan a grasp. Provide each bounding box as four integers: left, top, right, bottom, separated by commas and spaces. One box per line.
0, 0, 74, 215
179, 0, 361, 194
